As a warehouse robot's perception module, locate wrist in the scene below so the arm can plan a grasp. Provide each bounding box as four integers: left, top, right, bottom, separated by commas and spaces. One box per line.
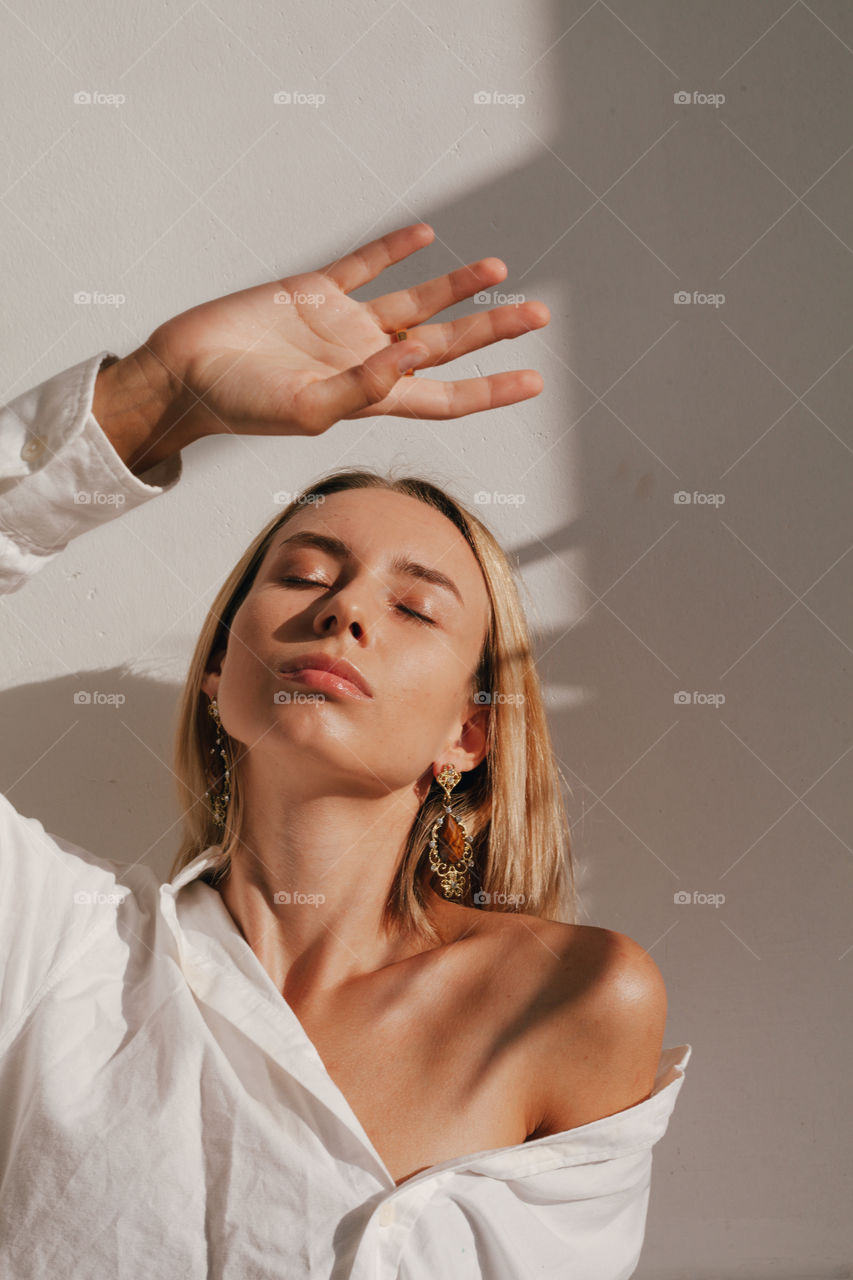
92, 346, 196, 477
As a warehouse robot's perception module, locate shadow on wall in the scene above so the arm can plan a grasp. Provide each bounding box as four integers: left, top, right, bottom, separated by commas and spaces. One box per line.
0, 670, 184, 885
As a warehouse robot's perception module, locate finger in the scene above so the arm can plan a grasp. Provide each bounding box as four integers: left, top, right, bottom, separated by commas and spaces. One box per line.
318, 222, 435, 295
351, 370, 545, 421
293, 339, 430, 433
369, 258, 510, 332
383, 302, 551, 370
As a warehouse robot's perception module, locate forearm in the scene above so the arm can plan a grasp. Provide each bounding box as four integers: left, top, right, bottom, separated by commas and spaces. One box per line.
92, 348, 196, 478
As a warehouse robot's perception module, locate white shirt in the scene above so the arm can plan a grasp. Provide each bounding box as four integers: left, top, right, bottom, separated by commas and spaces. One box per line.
0, 350, 692, 1278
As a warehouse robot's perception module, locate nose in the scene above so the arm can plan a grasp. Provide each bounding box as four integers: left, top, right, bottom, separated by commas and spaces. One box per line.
313, 576, 376, 640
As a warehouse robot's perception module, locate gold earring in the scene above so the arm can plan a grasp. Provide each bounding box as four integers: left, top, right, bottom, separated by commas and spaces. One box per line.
206, 697, 231, 829
428, 764, 474, 900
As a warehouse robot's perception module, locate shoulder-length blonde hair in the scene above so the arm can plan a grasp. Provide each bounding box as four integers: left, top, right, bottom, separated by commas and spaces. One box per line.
169, 466, 576, 946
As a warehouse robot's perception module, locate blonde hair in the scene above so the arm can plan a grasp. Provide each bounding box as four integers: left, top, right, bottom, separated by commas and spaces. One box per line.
169, 466, 576, 946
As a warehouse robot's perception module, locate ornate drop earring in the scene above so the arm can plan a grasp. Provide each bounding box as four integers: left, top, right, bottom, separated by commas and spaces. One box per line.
428, 764, 474, 900
206, 697, 231, 829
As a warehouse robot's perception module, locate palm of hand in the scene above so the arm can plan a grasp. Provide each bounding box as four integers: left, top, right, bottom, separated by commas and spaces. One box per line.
144, 223, 550, 440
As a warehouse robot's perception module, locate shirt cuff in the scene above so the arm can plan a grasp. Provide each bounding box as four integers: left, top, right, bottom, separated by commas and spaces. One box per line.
1, 349, 117, 480
0, 350, 183, 590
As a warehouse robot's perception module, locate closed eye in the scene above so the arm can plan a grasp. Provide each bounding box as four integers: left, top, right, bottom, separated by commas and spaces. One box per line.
278, 576, 436, 625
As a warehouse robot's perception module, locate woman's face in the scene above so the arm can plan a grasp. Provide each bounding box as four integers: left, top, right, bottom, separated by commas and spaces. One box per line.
201, 488, 493, 796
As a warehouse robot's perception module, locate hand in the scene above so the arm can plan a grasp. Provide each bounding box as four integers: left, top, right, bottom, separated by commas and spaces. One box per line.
133, 221, 550, 446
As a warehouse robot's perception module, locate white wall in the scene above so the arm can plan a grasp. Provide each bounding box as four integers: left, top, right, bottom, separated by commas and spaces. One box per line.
1, 2, 850, 1274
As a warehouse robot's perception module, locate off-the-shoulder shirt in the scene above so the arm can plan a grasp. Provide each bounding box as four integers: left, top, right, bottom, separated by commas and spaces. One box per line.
0, 350, 692, 1278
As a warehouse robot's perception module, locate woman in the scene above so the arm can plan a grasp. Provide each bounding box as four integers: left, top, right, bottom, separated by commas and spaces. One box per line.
0, 222, 690, 1278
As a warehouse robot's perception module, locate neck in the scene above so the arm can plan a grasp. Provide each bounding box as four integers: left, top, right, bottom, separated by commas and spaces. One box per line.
214, 763, 472, 999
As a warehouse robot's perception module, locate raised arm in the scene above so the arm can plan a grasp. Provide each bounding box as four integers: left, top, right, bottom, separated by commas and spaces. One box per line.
0, 222, 549, 595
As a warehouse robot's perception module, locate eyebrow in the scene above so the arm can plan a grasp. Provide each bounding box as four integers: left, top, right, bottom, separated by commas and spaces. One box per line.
270, 530, 465, 606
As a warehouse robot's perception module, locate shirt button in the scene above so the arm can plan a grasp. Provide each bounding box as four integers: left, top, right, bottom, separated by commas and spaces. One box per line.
21, 437, 46, 461
378, 1200, 396, 1227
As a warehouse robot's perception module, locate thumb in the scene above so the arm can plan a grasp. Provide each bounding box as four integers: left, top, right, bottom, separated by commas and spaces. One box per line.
295, 340, 429, 432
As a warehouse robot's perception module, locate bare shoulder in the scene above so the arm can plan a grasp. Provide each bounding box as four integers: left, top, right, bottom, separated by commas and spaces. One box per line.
477, 909, 667, 1004
482, 914, 668, 1138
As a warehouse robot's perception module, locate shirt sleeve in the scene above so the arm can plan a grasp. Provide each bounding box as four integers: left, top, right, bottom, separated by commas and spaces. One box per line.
0, 352, 183, 1043
0, 349, 183, 593
379, 1047, 692, 1280
0, 793, 141, 1053
398, 1149, 656, 1278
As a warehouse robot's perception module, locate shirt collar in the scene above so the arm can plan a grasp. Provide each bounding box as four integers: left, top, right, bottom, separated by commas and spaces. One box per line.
156, 843, 399, 1189
161, 845, 224, 898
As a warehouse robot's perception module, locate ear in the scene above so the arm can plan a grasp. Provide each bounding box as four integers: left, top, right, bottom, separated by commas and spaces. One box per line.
433, 702, 490, 780
200, 646, 226, 702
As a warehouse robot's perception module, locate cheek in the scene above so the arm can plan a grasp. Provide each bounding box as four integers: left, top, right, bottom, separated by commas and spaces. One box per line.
217, 607, 278, 716
227, 596, 282, 664
388, 648, 470, 728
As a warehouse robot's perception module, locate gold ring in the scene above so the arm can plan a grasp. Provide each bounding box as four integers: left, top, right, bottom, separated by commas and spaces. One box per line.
394, 329, 415, 375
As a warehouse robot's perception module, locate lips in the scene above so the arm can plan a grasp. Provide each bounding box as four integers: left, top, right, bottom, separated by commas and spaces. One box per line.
278, 651, 373, 698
